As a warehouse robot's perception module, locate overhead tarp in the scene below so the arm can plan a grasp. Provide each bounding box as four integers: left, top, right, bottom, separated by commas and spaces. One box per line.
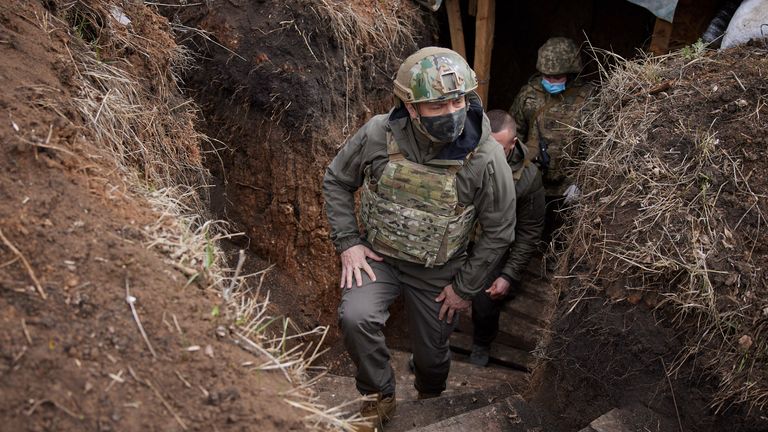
625, 0, 679, 22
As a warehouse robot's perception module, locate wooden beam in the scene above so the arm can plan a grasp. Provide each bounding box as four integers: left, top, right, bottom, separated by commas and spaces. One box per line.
445, 0, 466, 59
473, 0, 495, 106
649, 17, 673, 55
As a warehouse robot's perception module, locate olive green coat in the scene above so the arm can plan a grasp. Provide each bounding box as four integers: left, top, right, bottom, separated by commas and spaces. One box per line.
323, 97, 516, 299
500, 142, 545, 282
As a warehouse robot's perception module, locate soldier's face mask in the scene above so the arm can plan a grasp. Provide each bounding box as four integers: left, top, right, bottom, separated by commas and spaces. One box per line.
411, 97, 467, 143
419, 108, 466, 143
541, 76, 567, 94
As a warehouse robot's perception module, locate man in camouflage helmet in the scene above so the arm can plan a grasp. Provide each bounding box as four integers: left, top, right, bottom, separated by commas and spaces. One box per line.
510, 37, 594, 199
323, 47, 516, 429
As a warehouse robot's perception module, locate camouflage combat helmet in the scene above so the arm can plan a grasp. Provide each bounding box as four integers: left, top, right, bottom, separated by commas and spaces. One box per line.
394, 47, 478, 104
536, 37, 582, 75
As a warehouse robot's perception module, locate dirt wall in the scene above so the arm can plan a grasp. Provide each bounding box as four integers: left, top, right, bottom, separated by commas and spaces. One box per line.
165, 0, 435, 329
0, 1, 309, 430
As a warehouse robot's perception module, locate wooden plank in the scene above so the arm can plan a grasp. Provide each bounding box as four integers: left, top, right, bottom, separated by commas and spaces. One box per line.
498, 311, 544, 351
450, 332, 534, 371
387, 384, 514, 431
517, 276, 556, 302
411, 399, 516, 432
473, 0, 495, 106
649, 17, 673, 55
502, 290, 554, 327
445, 0, 466, 59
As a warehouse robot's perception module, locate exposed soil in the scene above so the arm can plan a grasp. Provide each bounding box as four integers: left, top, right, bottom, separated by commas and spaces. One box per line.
163, 0, 435, 342
0, 1, 306, 431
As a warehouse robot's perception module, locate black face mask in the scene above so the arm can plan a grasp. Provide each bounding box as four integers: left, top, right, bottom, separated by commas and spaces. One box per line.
417, 107, 467, 143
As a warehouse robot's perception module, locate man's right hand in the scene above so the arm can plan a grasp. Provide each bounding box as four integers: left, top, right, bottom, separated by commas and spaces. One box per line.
340, 244, 383, 288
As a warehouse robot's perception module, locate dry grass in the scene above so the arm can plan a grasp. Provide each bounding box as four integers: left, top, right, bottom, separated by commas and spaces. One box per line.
561, 46, 768, 413
309, 0, 425, 134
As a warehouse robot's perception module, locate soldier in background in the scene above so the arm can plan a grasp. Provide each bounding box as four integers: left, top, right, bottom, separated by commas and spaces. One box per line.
470, 110, 546, 366
323, 47, 516, 430
510, 37, 594, 201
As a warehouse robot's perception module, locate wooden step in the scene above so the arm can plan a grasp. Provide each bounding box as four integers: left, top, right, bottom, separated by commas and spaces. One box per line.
501, 289, 555, 328
450, 331, 536, 371
313, 350, 528, 415
409, 395, 539, 432
386, 383, 517, 431
578, 405, 678, 432
456, 310, 545, 352
516, 273, 555, 302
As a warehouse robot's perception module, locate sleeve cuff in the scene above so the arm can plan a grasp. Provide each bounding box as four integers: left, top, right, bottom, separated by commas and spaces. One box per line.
451, 279, 473, 300
500, 273, 515, 284
335, 235, 363, 253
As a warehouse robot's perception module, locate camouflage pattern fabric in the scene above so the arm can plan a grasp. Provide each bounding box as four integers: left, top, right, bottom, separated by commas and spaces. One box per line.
510, 76, 593, 194
360, 135, 476, 267
509, 76, 549, 143
526, 82, 593, 195
394, 47, 478, 104
536, 37, 582, 76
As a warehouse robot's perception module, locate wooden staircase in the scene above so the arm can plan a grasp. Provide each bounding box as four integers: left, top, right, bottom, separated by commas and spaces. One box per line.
313, 254, 560, 431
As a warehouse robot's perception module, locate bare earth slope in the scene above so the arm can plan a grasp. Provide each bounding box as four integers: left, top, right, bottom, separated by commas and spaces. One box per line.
0, 2, 306, 431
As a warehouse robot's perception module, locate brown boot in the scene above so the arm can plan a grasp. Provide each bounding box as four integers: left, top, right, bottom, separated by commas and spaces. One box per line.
356, 393, 396, 431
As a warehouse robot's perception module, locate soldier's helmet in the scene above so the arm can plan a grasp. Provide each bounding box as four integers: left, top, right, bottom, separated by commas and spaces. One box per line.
393, 47, 478, 104
536, 37, 583, 76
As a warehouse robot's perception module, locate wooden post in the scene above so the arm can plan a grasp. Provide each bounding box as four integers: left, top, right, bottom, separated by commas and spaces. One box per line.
650, 18, 673, 55
474, 0, 495, 106
445, 0, 466, 59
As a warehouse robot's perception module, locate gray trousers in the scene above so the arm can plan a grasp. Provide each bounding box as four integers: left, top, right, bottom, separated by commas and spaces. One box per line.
338, 257, 463, 396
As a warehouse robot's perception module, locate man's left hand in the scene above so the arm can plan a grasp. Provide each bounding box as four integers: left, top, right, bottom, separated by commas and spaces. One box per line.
485, 277, 511, 300
435, 284, 470, 324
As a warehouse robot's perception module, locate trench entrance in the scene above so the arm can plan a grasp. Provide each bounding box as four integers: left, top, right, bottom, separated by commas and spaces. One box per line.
165, 0, 765, 430
434, 0, 727, 111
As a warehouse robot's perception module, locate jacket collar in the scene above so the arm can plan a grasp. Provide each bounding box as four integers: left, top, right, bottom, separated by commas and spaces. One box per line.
506, 139, 528, 172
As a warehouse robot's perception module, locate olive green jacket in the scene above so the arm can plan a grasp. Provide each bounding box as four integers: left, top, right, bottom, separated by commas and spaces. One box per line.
500, 142, 545, 282
323, 96, 517, 299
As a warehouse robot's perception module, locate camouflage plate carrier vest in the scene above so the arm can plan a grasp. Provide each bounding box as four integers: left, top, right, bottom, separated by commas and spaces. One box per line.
360, 132, 476, 268
529, 84, 590, 187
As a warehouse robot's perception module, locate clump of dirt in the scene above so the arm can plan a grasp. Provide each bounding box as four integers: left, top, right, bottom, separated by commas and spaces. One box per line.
532, 43, 768, 430
0, 1, 316, 430
161, 0, 435, 337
